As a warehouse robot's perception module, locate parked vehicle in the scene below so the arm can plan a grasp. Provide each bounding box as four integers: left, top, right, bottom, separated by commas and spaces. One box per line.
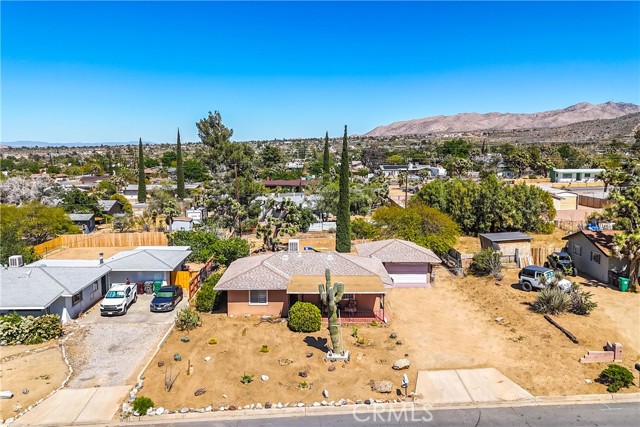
150, 286, 183, 312
518, 265, 572, 292
100, 283, 137, 315
544, 251, 577, 276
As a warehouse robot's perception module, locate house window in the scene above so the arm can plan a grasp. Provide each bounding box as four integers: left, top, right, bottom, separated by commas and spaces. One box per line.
572, 244, 582, 256
91, 282, 98, 292
341, 293, 355, 301
590, 251, 601, 264
249, 290, 268, 305
584, 173, 591, 178
562, 173, 573, 179
72, 292, 83, 306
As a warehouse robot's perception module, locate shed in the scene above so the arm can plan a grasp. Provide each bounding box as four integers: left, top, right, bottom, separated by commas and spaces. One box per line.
563, 230, 630, 284
169, 216, 193, 231
69, 213, 96, 234
98, 199, 124, 216
478, 232, 532, 263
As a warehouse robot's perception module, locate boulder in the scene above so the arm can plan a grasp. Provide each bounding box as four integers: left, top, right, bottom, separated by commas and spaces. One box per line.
322, 389, 329, 398
392, 358, 411, 370
261, 375, 269, 381
312, 402, 320, 407
0, 391, 13, 399
256, 403, 263, 409
327, 365, 336, 372
205, 406, 212, 412
204, 356, 212, 362
370, 380, 393, 393
264, 401, 272, 409
155, 407, 165, 416
179, 407, 189, 414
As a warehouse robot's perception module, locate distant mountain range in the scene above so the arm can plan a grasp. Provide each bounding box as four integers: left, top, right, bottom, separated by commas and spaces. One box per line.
0, 140, 160, 148
365, 102, 640, 137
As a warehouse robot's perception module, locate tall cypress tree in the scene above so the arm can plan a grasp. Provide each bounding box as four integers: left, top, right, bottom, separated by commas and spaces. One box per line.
335, 125, 351, 253
322, 131, 330, 182
137, 137, 147, 203
176, 128, 185, 200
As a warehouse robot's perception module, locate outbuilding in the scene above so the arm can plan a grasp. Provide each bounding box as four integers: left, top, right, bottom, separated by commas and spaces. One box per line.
563, 230, 631, 284
69, 213, 96, 234
478, 232, 533, 265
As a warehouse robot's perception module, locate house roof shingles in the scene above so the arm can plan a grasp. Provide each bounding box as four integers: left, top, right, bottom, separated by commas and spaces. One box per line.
215, 252, 393, 291
478, 232, 532, 242
563, 230, 623, 257
355, 239, 442, 264
69, 213, 95, 222
105, 249, 191, 271
98, 200, 122, 211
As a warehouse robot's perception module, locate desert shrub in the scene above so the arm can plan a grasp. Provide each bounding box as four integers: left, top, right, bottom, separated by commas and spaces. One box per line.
599, 364, 634, 393
531, 288, 570, 315
470, 249, 502, 278
132, 396, 154, 415
0, 313, 62, 345
569, 286, 598, 315
208, 337, 217, 345
175, 307, 201, 331
194, 273, 222, 312
351, 327, 358, 337
288, 302, 321, 332
241, 374, 254, 384
351, 218, 379, 240
260, 345, 269, 353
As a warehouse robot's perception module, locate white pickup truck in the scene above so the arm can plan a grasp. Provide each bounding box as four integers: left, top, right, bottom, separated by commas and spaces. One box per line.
100, 284, 137, 316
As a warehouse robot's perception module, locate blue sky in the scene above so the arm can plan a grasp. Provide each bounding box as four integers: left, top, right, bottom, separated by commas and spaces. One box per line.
2, 1, 639, 143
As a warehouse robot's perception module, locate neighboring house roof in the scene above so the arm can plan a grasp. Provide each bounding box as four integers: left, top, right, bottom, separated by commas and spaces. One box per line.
552, 168, 605, 173
41, 265, 111, 295
261, 179, 313, 187
105, 249, 191, 271
69, 213, 96, 222
98, 200, 123, 211
355, 239, 442, 264
563, 230, 623, 257
479, 232, 532, 242
0, 265, 109, 310
78, 175, 110, 184
215, 252, 393, 291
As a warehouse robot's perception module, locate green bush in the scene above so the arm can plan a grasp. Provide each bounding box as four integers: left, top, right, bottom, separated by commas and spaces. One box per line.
599, 364, 634, 393
194, 272, 222, 313
0, 313, 63, 345
288, 302, 321, 332
175, 307, 201, 331
531, 288, 570, 315
132, 396, 154, 415
351, 218, 378, 240
470, 249, 502, 277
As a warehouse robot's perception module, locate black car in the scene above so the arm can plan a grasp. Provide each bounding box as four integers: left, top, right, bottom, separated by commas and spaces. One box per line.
544, 251, 577, 276
150, 286, 183, 312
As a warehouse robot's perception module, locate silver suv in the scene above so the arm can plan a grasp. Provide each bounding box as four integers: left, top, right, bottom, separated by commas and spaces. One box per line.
518, 266, 555, 291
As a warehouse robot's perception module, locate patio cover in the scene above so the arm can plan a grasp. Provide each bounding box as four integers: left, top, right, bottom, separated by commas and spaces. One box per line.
287, 275, 386, 294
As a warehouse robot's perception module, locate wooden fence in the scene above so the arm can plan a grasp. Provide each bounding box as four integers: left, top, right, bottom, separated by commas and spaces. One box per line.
188, 256, 219, 299
34, 232, 168, 255
578, 195, 609, 209
531, 247, 564, 266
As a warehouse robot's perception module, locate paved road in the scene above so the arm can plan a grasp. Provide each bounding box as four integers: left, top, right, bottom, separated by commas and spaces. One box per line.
132, 403, 640, 427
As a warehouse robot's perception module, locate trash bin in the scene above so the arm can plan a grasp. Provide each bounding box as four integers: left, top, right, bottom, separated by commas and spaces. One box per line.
153, 281, 163, 294
618, 277, 630, 292
144, 281, 154, 295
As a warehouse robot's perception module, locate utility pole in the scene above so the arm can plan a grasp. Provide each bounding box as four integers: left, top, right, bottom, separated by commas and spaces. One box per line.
404, 161, 410, 207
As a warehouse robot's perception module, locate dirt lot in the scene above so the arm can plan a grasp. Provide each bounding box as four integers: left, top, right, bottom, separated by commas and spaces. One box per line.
455, 228, 570, 254
140, 269, 639, 410
0, 346, 68, 420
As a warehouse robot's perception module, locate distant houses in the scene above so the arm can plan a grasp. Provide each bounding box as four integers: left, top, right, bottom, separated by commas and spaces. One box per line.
68, 213, 96, 234
550, 168, 604, 183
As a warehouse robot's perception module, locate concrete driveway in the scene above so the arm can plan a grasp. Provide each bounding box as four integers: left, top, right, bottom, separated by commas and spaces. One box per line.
65, 293, 186, 388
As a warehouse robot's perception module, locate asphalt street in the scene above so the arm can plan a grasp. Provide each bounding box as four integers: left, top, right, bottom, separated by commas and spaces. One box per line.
130, 402, 640, 427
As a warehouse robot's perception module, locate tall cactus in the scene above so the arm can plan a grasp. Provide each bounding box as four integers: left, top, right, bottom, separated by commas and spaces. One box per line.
319, 268, 345, 353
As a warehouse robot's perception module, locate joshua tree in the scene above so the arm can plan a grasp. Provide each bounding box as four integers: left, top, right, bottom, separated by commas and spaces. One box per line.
318, 268, 344, 354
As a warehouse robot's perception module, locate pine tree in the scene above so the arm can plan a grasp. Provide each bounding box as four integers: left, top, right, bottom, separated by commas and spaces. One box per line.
176, 128, 185, 199
335, 125, 351, 253
137, 137, 147, 203
323, 131, 330, 182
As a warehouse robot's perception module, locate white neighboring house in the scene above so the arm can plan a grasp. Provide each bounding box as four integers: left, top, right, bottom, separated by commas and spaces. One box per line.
186, 206, 208, 225
379, 163, 430, 178
285, 161, 304, 169
550, 168, 604, 183
425, 165, 447, 178
0, 247, 193, 323
168, 216, 193, 231
0, 257, 110, 323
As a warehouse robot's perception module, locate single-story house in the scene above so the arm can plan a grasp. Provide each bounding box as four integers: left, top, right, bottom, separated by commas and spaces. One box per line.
0, 262, 111, 323
76, 175, 111, 189
98, 199, 124, 216
214, 251, 392, 322
185, 206, 208, 225
261, 179, 315, 192
355, 239, 442, 288
169, 216, 193, 232
563, 230, 631, 284
69, 213, 96, 233
379, 163, 430, 178
550, 168, 604, 183
102, 246, 192, 286
479, 232, 532, 264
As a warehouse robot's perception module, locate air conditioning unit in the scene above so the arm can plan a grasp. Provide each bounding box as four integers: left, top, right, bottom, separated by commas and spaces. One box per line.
8, 255, 24, 268
288, 239, 300, 252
